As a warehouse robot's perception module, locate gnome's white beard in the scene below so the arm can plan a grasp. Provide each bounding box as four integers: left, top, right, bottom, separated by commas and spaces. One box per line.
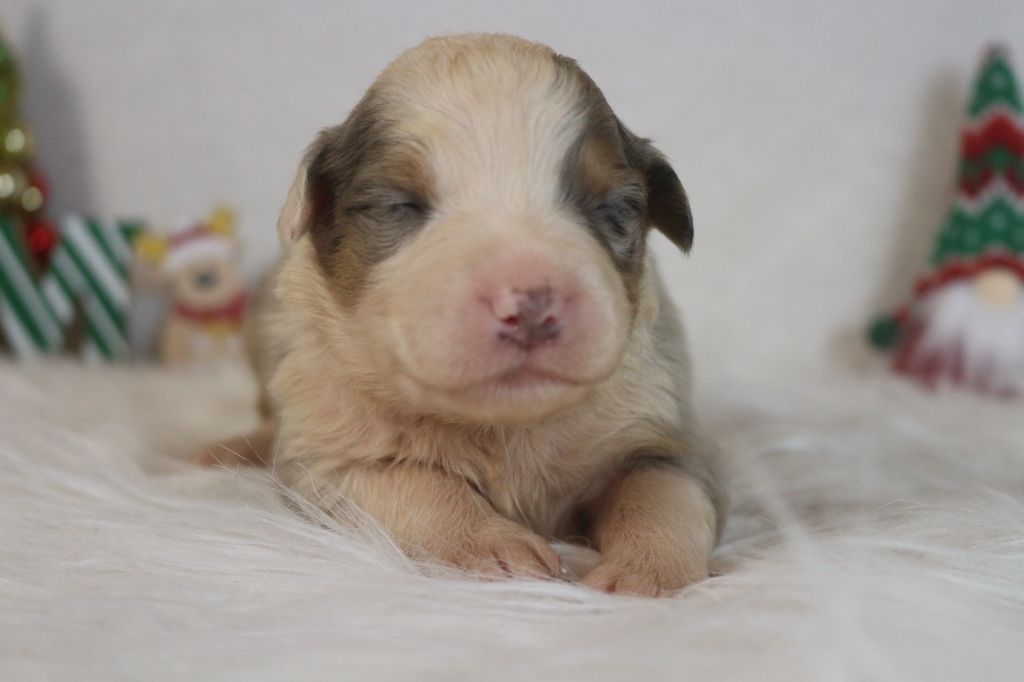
901, 280, 1024, 394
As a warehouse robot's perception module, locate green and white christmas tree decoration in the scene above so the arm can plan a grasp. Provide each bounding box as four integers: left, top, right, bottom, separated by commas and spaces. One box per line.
0, 33, 148, 361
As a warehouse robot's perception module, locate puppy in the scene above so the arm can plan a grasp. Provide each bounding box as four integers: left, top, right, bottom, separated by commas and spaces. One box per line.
207, 34, 726, 596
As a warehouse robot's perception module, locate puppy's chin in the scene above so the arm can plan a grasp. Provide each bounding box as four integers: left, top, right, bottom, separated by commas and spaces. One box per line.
393, 370, 596, 425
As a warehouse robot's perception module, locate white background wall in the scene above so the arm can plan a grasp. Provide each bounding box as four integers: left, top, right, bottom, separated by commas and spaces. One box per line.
3, 0, 1023, 374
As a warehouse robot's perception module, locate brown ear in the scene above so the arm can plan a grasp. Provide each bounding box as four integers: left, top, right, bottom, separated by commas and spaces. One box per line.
276, 136, 342, 246
276, 162, 312, 246
277, 92, 383, 247
617, 120, 694, 252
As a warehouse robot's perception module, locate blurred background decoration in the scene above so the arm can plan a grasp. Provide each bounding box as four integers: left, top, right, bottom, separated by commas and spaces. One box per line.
0, 29, 145, 361
869, 47, 1024, 397
0, 25, 246, 364
136, 206, 248, 365
0, 29, 58, 269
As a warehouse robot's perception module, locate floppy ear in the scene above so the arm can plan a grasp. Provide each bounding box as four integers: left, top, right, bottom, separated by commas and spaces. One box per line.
276, 133, 338, 246
277, 95, 380, 247
617, 120, 694, 252
276, 161, 313, 246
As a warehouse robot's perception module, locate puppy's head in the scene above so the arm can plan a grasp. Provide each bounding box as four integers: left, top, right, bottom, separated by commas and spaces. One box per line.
279, 34, 692, 424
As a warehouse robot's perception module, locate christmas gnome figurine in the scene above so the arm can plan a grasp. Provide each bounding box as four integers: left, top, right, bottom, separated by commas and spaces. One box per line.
870, 46, 1024, 396
137, 207, 248, 365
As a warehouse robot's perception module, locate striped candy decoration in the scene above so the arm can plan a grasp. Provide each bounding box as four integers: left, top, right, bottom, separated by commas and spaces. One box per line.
0, 214, 143, 360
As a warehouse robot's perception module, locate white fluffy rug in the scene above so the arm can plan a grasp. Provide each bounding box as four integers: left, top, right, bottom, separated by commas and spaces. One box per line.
2, 358, 1023, 680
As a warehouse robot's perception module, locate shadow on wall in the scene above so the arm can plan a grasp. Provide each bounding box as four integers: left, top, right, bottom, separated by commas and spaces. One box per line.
830, 68, 965, 374
19, 6, 94, 216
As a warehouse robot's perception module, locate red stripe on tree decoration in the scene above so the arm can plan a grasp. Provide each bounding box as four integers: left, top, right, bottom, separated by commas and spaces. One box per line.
957, 111, 1024, 197
957, 106, 1024, 197
960, 113, 1024, 159
913, 249, 1024, 298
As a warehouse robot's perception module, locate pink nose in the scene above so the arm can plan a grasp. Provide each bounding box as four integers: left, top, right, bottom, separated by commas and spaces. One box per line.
490, 286, 561, 350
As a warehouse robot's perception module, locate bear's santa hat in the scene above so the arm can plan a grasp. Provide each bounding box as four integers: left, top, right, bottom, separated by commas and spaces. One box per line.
163, 221, 234, 274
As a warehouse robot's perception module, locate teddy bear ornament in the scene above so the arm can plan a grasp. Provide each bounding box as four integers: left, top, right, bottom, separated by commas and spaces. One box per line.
137, 207, 249, 365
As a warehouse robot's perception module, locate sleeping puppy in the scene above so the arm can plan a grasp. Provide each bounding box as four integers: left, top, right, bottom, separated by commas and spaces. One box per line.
205, 34, 726, 596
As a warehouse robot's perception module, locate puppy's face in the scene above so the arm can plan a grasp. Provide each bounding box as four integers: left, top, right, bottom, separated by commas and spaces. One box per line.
280, 35, 692, 424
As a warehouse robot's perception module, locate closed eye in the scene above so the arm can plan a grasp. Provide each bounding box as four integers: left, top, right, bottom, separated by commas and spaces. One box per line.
597, 188, 645, 237
599, 204, 632, 236
375, 201, 426, 221
349, 193, 430, 223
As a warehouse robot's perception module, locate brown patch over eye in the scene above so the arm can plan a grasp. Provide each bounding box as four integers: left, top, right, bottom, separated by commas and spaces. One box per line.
554, 51, 694, 301
303, 91, 437, 308
554, 61, 649, 297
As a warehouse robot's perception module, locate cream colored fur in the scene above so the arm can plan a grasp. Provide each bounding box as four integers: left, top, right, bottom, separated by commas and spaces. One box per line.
266, 239, 714, 588
249, 35, 720, 593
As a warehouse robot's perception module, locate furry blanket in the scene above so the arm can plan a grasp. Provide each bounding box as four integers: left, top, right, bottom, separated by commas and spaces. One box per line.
2, 359, 1023, 680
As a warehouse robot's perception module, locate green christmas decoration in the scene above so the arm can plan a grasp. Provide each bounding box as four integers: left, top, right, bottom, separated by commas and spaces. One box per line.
0, 30, 152, 361
869, 46, 1024, 396
0, 214, 144, 359
967, 49, 1022, 117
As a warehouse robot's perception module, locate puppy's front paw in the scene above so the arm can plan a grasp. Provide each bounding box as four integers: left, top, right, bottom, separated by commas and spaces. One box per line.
582, 551, 708, 597
441, 518, 565, 581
